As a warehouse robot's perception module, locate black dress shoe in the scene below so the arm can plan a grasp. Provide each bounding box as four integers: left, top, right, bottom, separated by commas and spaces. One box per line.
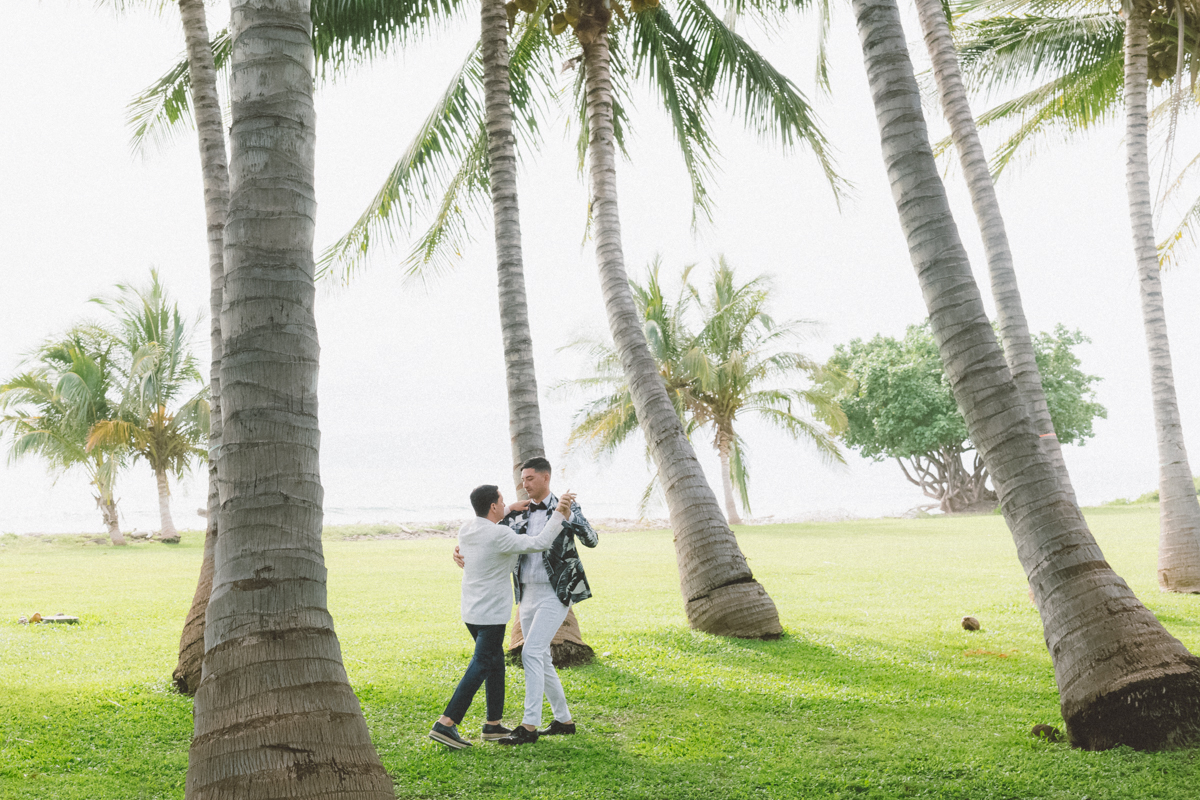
538, 720, 577, 736
497, 725, 539, 745
481, 723, 512, 741
429, 721, 472, 749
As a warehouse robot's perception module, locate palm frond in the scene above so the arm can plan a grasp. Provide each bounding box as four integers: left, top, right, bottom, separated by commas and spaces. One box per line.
629, 6, 718, 223
671, 0, 844, 197
127, 28, 232, 156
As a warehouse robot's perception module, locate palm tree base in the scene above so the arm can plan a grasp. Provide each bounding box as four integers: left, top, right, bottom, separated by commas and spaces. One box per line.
1063, 658, 1200, 750
686, 580, 783, 639
1158, 575, 1200, 593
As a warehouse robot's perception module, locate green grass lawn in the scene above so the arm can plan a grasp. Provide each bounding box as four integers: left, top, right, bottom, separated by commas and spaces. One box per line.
2, 505, 1198, 799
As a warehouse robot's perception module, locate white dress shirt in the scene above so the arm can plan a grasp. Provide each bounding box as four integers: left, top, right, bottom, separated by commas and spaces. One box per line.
458, 510, 565, 625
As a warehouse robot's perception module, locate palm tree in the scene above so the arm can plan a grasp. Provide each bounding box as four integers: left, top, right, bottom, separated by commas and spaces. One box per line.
1, 332, 128, 545
851, 0, 1200, 749
175, 0, 231, 695
566, 259, 845, 525
481, 0, 547, 492
185, 1, 393, 796
952, 0, 1200, 591
914, 0, 1077, 506
572, 0, 782, 638
1124, 0, 1200, 591
89, 272, 208, 543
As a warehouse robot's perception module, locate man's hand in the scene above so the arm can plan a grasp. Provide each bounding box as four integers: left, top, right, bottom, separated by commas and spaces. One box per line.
452, 545, 464, 569
556, 491, 576, 517
507, 499, 531, 515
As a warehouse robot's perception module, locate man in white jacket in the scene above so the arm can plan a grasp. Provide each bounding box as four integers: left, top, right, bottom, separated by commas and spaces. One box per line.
429, 484, 575, 750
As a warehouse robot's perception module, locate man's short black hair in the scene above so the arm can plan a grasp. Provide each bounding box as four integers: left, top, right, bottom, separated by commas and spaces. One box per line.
470, 484, 501, 517
521, 456, 552, 475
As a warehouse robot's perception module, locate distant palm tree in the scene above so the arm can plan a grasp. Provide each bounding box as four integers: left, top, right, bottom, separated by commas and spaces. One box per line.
566, 259, 845, 524
88, 271, 208, 542
0, 331, 128, 545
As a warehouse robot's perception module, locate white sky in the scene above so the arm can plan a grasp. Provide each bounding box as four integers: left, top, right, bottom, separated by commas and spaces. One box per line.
3, 0, 1200, 533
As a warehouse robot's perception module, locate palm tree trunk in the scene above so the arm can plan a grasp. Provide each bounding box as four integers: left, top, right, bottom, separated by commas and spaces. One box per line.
156, 467, 179, 541
577, 8, 780, 639
101, 498, 125, 545
186, 1, 394, 797
172, 0, 231, 697
1124, 2, 1200, 592
716, 434, 742, 525
482, 0, 545, 496
852, 0, 1200, 750
94, 456, 126, 546
915, 0, 1078, 507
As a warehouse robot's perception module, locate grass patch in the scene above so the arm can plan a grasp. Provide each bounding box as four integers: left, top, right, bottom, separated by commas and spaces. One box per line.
2, 506, 1198, 798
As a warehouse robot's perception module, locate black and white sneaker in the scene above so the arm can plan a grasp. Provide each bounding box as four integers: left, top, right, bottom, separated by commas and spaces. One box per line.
497, 725, 539, 745
429, 721, 472, 750
538, 720, 577, 736
481, 723, 512, 741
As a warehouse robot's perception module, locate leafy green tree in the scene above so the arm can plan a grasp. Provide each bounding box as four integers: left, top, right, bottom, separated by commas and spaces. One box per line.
0, 331, 128, 545
566, 259, 845, 525
825, 323, 1104, 513
88, 271, 208, 543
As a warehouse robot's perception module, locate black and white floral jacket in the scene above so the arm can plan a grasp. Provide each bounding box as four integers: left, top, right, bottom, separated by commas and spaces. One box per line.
503, 493, 599, 606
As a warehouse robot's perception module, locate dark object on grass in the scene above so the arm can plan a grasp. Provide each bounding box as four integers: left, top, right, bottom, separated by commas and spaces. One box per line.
160, 534, 180, 544
962, 616, 981, 631
1031, 724, 1062, 743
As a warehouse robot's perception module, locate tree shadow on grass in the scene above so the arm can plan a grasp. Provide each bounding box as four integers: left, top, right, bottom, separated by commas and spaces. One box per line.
364, 630, 1200, 800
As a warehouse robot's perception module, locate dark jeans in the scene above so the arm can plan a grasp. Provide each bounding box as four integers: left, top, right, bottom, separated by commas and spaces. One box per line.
443, 622, 506, 724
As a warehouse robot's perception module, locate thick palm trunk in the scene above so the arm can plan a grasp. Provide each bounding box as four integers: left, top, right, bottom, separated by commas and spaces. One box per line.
186, 1, 394, 797
156, 467, 178, 541
1124, 4, 1200, 592
716, 434, 742, 525
578, 12, 780, 639
915, 0, 1077, 507
172, 0, 231, 696
852, 0, 1200, 750
482, 0, 545, 495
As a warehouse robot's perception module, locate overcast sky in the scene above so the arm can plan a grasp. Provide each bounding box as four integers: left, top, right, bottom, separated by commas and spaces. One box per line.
4, 0, 1200, 533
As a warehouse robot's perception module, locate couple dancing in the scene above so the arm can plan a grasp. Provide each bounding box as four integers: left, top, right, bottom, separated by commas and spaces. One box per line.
429, 457, 599, 749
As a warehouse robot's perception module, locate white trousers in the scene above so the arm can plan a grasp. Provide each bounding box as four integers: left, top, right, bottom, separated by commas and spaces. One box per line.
519, 581, 572, 727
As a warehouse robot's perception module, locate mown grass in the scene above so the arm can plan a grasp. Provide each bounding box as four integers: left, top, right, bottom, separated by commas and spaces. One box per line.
1, 505, 1198, 799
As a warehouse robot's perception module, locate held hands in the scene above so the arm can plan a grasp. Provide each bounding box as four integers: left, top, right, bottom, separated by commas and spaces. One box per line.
556, 491, 576, 517
452, 544, 464, 569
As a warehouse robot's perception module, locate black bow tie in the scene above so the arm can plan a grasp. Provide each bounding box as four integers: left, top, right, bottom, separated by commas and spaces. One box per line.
530, 502, 548, 511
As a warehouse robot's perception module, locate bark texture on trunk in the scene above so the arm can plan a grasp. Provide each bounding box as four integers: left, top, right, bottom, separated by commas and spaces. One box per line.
174, 520, 214, 693
156, 468, 179, 541
915, 0, 1077, 507
716, 433, 742, 525
173, 0, 231, 694
186, 1, 394, 796
579, 14, 780, 639
482, 0, 545, 496
1124, 3, 1200, 593
852, 0, 1200, 750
